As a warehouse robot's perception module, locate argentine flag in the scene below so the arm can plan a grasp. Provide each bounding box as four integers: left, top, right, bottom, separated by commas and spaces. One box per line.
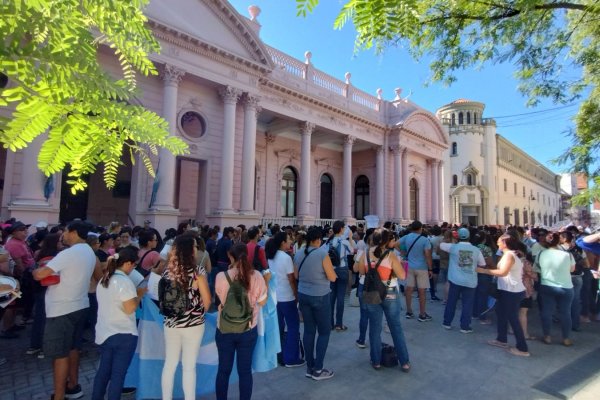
124, 278, 280, 399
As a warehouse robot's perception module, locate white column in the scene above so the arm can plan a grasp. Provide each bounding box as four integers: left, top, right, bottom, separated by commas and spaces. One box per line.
14, 135, 47, 205
153, 64, 184, 210
375, 146, 385, 219
239, 94, 261, 214
437, 161, 444, 222
342, 135, 355, 219
401, 147, 409, 219
431, 159, 439, 222
391, 145, 402, 220
217, 86, 242, 213
299, 122, 315, 216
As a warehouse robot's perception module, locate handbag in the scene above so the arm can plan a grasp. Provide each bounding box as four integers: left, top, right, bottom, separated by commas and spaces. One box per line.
381, 342, 399, 367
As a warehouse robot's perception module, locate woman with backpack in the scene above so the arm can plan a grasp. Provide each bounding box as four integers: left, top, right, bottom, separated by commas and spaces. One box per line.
160, 235, 211, 400
266, 232, 304, 367
293, 227, 337, 380
215, 243, 268, 400
93, 246, 146, 400
357, 229, 410, 371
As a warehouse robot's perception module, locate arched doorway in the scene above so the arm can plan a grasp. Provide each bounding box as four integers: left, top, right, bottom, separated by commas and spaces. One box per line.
354, 175, 369, 219
409, 178, 419, 220
319, 173, 333, 219
281, 166, 297, 217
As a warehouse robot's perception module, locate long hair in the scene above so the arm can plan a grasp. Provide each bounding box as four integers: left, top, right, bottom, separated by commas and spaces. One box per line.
168, 235, 197, 287
229, 243, 253, 290
100, 246, 138, 288
265, 232, 288, 260
35, 233, 61, 261
371, 229, 393, 259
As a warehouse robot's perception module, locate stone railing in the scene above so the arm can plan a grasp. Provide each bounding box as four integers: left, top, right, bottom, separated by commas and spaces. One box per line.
260, 217, 298, 227
265, 46, 381, 112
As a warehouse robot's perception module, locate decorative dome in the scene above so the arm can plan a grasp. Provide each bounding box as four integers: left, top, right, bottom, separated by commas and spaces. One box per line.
451, 98, 474, 104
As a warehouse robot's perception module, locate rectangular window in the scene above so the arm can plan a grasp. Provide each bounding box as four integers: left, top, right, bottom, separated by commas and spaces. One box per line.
523, 186, 526, 198
514, 182, 517, 195
504, 179, 507, 192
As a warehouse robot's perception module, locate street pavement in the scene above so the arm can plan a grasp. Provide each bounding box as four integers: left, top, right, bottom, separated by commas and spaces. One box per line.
1, 290, 599, 400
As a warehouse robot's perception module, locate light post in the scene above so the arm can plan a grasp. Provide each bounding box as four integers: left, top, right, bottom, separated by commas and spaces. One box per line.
528, 195, 536, 226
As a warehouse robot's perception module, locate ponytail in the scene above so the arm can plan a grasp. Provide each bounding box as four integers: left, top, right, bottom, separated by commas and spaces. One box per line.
100, 246, 138, 288
229, 243, 252, 290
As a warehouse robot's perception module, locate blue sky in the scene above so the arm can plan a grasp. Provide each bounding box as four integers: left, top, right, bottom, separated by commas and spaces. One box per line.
229, 0, 578, 174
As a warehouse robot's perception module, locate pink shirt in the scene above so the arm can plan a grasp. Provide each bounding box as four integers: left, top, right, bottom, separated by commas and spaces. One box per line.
215, 268, 267, 328
5, 238, 35, 270
137, 249, 161, 271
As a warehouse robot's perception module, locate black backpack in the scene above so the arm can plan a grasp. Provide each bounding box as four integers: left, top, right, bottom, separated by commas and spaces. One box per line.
327, 239, 342, 268
363, 249, 392, 305
158, 274, 191, 318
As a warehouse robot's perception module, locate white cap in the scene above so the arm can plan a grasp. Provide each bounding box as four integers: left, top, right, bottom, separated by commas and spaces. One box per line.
34, 221, 48, 229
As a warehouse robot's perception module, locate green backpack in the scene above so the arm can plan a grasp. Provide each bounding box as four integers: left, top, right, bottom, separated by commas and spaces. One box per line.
219, 271, 253, 334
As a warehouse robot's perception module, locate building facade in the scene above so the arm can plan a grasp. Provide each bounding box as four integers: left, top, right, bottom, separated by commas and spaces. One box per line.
0, 0, 449, 233
437, 99, 561, 227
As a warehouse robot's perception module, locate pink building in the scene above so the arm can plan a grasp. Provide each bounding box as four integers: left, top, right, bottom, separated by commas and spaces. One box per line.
0, 1, 448, 233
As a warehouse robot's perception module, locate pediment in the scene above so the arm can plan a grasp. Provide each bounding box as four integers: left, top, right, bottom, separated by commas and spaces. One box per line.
462, 162, 479, 175
400, 110, 449, 147
146, 0, 273, 68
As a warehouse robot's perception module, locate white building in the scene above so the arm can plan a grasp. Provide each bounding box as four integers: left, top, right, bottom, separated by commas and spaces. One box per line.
437, 99, 561, 227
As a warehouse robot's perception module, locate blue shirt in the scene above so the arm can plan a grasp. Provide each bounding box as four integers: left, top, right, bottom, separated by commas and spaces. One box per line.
326, 236, 352, 269
215, 237, 232, 264
294, 246, 330, 296
440, 242, 485, 288
399, 232, 431, 270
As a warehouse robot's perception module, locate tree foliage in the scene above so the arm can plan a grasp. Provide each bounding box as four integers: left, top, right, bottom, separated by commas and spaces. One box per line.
0, 0, 188, 193
297, 0, 600, 205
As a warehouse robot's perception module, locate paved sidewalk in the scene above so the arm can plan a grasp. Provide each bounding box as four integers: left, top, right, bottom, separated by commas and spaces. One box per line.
1, 292, 599, 399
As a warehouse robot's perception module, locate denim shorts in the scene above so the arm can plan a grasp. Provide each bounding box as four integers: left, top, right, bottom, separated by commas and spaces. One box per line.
44, 308, 88, 359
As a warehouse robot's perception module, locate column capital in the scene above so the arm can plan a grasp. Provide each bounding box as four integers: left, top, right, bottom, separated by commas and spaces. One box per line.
161, 64, 185, 86
390, 144, 403, 155
375, 145, 385, 155
243, 93, 261, 110
219, 85, 242, 104
299, 121, 315, 136
344, 135, 356, 146
265, 133, 276, 145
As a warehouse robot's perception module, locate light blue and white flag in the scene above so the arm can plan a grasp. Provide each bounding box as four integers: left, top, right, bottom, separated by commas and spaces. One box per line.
124, 290, 280, 399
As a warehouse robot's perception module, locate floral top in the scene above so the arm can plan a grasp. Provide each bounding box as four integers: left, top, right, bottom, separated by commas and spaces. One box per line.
162, 265, 207, 329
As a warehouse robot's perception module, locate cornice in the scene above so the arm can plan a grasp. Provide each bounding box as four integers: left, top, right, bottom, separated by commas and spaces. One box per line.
148, 20, 271, 77
497, 163, 557, 193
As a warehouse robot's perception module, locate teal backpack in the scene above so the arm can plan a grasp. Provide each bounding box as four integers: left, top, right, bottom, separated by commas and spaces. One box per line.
219, 271, 253, 334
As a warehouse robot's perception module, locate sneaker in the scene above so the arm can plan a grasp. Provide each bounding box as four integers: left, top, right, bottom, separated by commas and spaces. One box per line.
311, 368, 334, 381
305, 368, 314, 378
460, 328, 474, 334
430, 295, 441, 302
442, 324, 452, 330
121, 387, 136, 395
355, 340, 366, 349
25, 348, 41, 355
405, 312, 414, 319
37, 352, 45, 359
418, 313, 433, 322
479, 319, 492, 325
285, 359, 307, 368
64, 384, 84, 399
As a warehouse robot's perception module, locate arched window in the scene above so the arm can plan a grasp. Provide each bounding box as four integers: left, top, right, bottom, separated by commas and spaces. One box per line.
409, 178, 419, 220
466, 112, 471, 124
319, 173, 333, 219
451, 113, 456, 126
458, 112, 464, 124
451, 142, 458, 156
531, 211, 536, 226
281, 167, 297, 217
354, 175, 370, 219
466, 173, 473, 186
452, 175, 458, 186
473, 112, 478, 124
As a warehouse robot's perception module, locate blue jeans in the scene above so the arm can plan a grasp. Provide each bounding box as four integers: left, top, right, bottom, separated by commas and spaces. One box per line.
330, 268, 348, 326
30, 289, 46, 349
357, 284, 368, 344
540, 284, 574, 339
366, 288, 410, 366
571, 275, 583, 330
92, 333, 138, 400
473, 273, 492, 318
496, 290, 528, 352
443, 281, 475, 330
215, 327, 258, 400
298, 292, 331, 372
277, 300, 301, 364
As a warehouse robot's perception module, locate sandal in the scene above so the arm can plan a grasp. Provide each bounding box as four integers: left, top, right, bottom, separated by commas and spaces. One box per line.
371, 363, 381, 370
335, 325, 348, 331
401, 363, 411, 373
525, 336, 537, 341
487, 339, 508, 349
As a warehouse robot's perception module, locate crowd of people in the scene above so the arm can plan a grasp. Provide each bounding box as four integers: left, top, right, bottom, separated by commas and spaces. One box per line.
1, 217, 599, 399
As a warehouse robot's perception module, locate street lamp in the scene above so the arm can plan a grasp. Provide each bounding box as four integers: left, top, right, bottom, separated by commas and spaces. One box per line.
528, 195, 536, 226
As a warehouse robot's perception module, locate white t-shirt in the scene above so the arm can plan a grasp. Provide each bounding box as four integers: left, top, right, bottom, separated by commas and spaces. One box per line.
95, 270, 138, 344
269, 250, 295, 302
45, 243, 96, 318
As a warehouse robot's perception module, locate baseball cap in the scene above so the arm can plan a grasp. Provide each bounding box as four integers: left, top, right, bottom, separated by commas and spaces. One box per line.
458, 228, 470, 240
7, 221, 30, 234
144, 219, 151, 224
34, 221, 48, 229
